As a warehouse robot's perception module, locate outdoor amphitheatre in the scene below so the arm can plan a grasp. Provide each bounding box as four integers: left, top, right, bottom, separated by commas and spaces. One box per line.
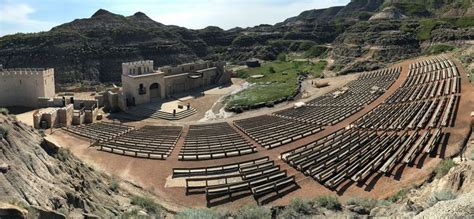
7, 53, 471, 210
0, 1, 474, 218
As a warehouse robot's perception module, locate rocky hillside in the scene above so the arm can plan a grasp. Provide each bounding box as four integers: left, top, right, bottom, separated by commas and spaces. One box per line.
0, 112, 168, 218
0, 0, 472, 84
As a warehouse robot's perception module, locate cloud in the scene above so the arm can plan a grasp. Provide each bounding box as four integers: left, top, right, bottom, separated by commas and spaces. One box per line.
0, 0, 57, 36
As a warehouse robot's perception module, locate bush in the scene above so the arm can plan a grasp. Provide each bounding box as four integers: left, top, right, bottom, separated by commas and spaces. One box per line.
427, 190, 457, 207
304, 45, 328, 58
269, 67, 276, 74
235, 205, 271, 219
0, 124, 11, 139
0, 108, 9, 115
277, 53, 287, 62
54, 148, 71, 161
109, 179, 120, 192
424, 44, 456, 55
346, 197, 377, 210
130, 195, 162, 216
314, 195, 341, 210
388, 188, 408, 203
288, 198, 316, 215
176, 208, 220, 219
434, 159, 456, 179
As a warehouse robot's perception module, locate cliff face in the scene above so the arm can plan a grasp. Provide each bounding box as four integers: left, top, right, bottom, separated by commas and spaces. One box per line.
0, 0, 472, 84
0, 114, 136, 217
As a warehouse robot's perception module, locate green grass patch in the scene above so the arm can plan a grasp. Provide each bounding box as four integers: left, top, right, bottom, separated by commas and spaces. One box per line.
424, 44, 456, 55
434, 159, 456, 179
417, 17, 474, 41
130, 195, 162, 216
228, 60, 324, 109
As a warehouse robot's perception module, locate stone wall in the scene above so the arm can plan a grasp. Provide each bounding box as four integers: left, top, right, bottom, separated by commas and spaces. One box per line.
0, 68, 55, 108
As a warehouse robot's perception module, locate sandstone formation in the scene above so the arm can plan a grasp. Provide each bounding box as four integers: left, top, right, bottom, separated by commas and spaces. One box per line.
0, 0, 472, 84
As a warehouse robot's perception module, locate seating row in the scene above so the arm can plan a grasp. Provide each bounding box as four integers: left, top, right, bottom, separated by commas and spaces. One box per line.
180, 122, 257, 160
97, 125, 182, 159
234, 115, 323, 149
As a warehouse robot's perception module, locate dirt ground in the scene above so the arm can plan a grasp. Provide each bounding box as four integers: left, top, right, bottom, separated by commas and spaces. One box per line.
43, 55, 473, 211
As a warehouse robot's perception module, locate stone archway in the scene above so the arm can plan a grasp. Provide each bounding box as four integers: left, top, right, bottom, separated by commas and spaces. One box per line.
149, 83, 161, 99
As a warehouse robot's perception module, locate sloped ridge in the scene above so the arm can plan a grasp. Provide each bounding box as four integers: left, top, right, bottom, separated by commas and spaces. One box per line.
0, 115, 126, 216
369, 6, 407, 20
91, 9, 116, 18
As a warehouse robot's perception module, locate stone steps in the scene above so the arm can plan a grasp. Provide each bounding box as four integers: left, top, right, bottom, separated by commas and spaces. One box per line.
128, 107, 197, 120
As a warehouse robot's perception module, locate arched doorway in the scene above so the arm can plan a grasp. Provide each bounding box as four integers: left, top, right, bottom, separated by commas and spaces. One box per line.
149, 83, 161, 99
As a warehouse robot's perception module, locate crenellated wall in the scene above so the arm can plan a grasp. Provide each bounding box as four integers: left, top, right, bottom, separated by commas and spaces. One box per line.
0, 68, 55, 108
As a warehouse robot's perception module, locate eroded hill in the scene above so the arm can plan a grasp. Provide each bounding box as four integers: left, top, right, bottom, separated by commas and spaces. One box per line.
0, 0, 472, 84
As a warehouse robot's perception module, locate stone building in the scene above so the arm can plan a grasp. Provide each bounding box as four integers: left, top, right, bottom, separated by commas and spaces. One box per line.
119, 60, 230, 109
0, 68, 55, 108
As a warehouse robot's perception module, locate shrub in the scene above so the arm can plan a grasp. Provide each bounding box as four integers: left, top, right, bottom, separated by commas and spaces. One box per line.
0, 124, 11, 139
54, 148, 71, 161
346, 197, 377, 210
277, 53, 287, 62
176, 208, 220, 219
269, 67, 276, 74
121, 209, 139, 218
0, 108, 9, 115
424, 44, 456, 55
388, 188, 408, 203
109, 179, 120, 192
434, 159, 456, 179
304, 45, 328, 58
314, 195, 341, 210
235, 205, 271, 219
130, 195, 162, 216
287, 198, 316, 215
427, 190, 456, 207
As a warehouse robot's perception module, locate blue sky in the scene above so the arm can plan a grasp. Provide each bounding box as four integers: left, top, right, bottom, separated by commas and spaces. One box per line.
0, 0, 349, 36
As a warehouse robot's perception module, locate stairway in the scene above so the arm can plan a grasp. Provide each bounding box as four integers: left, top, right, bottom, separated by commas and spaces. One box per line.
127, 107, 197, 120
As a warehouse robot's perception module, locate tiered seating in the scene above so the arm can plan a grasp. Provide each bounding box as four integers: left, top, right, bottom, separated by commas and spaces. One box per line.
233, 115, 323, 149
282, 128, 444, 189
280, 57, 455, 189
274, 105, 361, 126
62, 122, 133, 141
96, 125, 182, 159
172, 157, 298, 206
307, 67, 400, 107
255, 67, 400, 129
353, 56, 461, 130
179, 122, 256, 160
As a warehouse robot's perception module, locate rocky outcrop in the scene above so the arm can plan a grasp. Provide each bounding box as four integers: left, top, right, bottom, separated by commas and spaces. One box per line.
370, 6, 407, 20
0, 114, 156, 217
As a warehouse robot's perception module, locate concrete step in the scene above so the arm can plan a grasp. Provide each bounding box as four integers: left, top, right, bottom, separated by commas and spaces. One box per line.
127, 107, 197, 120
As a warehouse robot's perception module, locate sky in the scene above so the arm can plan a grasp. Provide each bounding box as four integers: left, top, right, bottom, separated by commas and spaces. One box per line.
0, 0, 350, 36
